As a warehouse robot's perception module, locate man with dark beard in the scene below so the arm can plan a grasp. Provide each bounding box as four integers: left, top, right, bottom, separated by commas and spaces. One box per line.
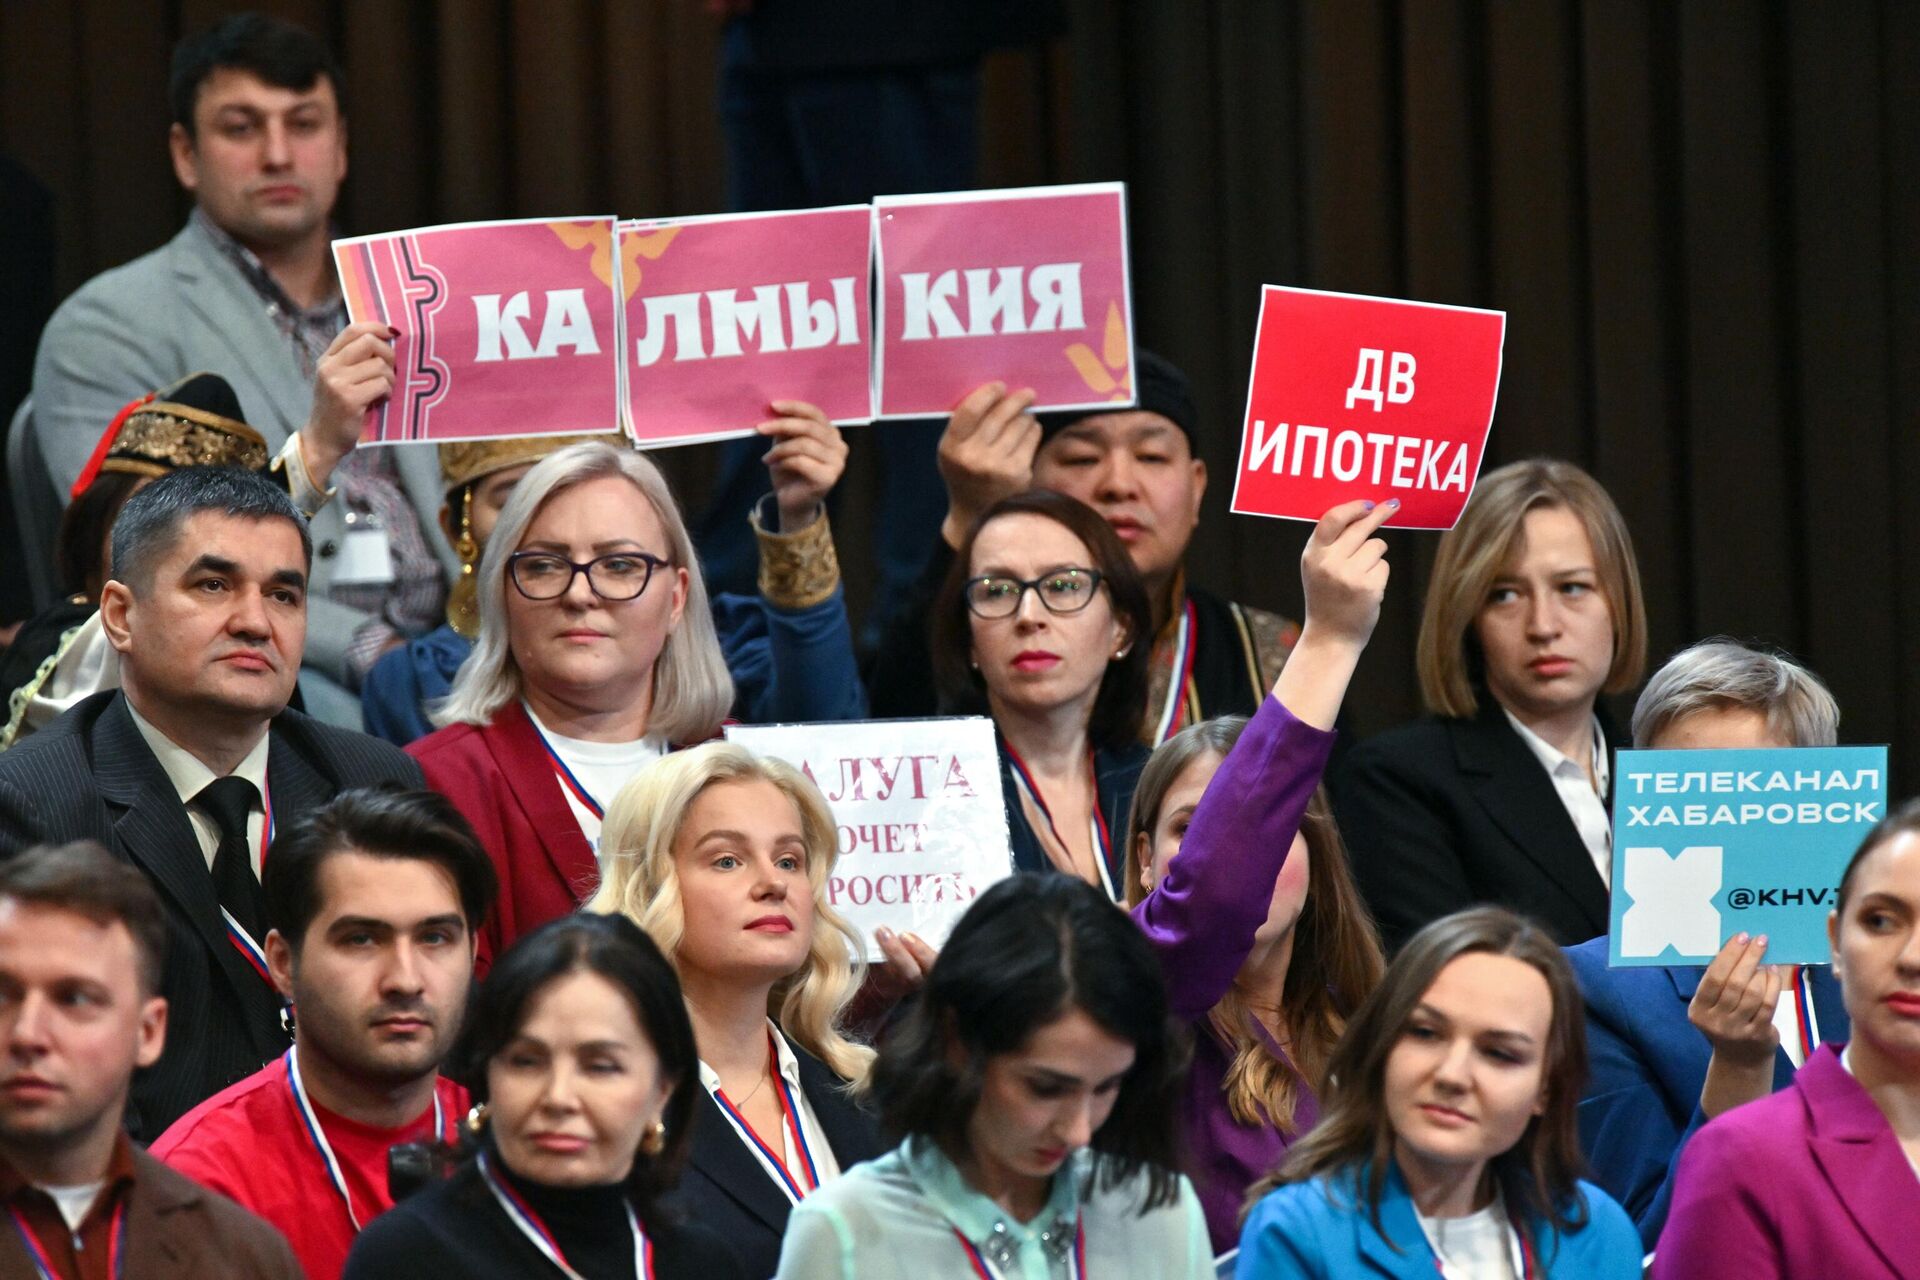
151, 787, 496, 1280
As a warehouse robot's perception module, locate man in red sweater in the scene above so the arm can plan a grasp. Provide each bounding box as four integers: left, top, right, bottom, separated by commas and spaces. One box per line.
152, 787, 497, 1280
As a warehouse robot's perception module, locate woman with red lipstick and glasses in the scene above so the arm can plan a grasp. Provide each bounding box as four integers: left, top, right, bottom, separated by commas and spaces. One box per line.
1653, 801, 1920, 1279
929, 490, 1154, 902
343, 913, 746, 1279
587, 742, 886, 1280
1239, 906, 1639, 1278
1334, 460, 1649, 951
776, 873, 1212, 1279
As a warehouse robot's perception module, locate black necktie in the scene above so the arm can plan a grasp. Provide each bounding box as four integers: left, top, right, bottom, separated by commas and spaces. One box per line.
195, 776, 264, 941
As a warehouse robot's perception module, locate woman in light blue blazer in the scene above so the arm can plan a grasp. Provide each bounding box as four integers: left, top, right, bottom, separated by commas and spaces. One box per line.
1238, 907, 1639, 1278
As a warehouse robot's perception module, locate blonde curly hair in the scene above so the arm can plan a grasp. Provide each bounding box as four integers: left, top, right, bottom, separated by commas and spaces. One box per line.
585, 742, 873, 1080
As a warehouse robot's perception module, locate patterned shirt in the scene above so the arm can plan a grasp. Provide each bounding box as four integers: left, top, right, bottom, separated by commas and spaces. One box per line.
195, 210, 447, 684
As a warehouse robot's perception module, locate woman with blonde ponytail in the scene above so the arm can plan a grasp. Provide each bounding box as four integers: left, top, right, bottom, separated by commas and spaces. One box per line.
1124, 499, 1392, 1251
587, 742, 883, 1279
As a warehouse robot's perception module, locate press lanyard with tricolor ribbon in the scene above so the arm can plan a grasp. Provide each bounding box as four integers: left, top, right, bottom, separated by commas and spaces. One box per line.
1790, 964, 1820, 1060
478, 1151, 653, 1280
953, 1215, 1086, 1280
1150, 600, 1198, 745
708, 1031, 822, 1205
532, 721, 606, 821
285, 1045, 448, 1232
1002, 739, 1117, 901
6, 1197, 126, 1280
220, 779, 274, 986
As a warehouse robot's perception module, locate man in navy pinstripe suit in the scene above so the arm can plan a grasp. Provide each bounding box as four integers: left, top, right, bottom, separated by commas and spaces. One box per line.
0, 467, 421, 1139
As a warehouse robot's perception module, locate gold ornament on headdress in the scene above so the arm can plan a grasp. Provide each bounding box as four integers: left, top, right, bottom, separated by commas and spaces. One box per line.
446, 503, 482, 640
438, 434, 620, 641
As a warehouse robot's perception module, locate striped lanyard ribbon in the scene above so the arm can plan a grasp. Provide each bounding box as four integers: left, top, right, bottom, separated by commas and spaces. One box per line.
1003, 741, 1116, 901
7, 1196, 126, 1280
532, 722, 605, 820
220, 780, 274, 986
709, 1031, 821, 1204
954, 1215, 1085, 1280
285, 1046, 446, 1232
1150, 600, 1198, 745
478, 1151, 652, 1280
1791, 965, 1820, 1060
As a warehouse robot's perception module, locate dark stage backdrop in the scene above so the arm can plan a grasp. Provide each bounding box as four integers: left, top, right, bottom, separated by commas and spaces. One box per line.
5, 1, 1916, 783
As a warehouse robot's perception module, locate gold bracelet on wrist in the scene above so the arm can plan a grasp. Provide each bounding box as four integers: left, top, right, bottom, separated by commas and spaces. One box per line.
750, 501, 841, 610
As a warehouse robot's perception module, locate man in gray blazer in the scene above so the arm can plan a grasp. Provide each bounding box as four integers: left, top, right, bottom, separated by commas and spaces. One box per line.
29, 13, 454, 723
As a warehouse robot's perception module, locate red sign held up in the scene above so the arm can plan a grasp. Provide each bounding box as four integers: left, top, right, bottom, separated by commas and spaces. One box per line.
1230, 286, 1506, 530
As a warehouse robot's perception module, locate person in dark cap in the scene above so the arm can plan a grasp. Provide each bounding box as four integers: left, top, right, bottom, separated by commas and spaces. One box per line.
866, 352, 1300, 745
0, 372, 273, 750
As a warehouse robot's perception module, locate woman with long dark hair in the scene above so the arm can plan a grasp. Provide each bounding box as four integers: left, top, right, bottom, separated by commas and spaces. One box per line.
1124, 499, 1392, 1250
1238, 907, 1639, 1278
776, 873, 1211, 1278
343, 914, 744, 1279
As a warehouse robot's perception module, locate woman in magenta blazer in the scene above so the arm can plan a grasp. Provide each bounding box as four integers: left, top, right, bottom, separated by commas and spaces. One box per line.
1654, 799, 1920, 1278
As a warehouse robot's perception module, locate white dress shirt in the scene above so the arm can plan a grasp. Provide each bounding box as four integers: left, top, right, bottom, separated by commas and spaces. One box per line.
698, 1021, 842, 1203
1503, 708, 1612, 888
126, 700, 271, 876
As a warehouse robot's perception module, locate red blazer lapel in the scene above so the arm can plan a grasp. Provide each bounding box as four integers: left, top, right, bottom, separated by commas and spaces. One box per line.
1801, 1046, 1920, 1275
482, 701, 599, 908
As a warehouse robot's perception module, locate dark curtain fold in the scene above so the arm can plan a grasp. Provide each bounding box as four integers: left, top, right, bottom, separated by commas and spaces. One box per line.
5, 0, 1915, 781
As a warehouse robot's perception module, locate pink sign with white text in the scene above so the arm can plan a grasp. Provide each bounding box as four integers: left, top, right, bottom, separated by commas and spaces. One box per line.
873, 183, 1135, 418
334, 217, 623, 443
620, 207, 874, 446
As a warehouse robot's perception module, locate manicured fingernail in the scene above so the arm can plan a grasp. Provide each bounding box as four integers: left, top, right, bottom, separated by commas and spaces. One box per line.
1733, 932, 1749, 945
875, 926, 893, 941
1754, 934, 1768, 947
1363, 501, 1376, 511
1388, 498, 1401, 508
386, 326, 401, 338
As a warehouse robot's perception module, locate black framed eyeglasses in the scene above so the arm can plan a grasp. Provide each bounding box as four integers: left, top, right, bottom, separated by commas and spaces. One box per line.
964, 568, 1105, 619
507, 550, 669, 602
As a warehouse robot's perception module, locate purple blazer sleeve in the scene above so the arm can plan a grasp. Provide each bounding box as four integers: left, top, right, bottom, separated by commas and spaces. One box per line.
1651, 1107, 1785, 1279
1129, 696, 1337, 1023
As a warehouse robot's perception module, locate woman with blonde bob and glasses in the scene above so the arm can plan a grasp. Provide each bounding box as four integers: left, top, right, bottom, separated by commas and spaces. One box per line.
1238, 906, 1640, 1278
587, 742, 885, 1280
1335, 460, 1648, 950
412, 434, 853, 973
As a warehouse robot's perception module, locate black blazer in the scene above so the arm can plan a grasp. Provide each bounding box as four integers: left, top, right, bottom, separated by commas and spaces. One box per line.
344, 1158, 745, 1280
666, 1037, 885, 1280
1333, 698, 1618, 951
999, 740, 1149, 902
0, 690, 421, 1138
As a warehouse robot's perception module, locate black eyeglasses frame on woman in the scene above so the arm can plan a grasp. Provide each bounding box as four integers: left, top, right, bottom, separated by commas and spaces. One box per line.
963, 568, 1107, 620
507, 549, 670, 602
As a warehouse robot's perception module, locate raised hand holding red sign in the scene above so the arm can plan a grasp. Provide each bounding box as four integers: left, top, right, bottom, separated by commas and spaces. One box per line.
1230, 286, 1506, 529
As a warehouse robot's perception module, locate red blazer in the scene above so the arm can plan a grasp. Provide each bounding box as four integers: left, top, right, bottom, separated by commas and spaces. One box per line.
408, 700, 598, 973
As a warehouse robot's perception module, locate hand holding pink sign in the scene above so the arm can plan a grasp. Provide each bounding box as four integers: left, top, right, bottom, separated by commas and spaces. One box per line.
1230, 286, 1506, 529
874, 183, 1136, 418
621, 206, 874, 445
333, 217, 624, 444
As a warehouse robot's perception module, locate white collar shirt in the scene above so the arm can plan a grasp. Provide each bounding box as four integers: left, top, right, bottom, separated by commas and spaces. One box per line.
697, 1020, 841, 1204
1503, 708, 1612, 888
126, 700, 272, 876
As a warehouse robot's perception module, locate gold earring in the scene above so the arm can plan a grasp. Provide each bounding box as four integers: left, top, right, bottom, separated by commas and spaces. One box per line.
447, 502, 481, 640
639, 1119, 666, 1156
464, 1102, 490, 1135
